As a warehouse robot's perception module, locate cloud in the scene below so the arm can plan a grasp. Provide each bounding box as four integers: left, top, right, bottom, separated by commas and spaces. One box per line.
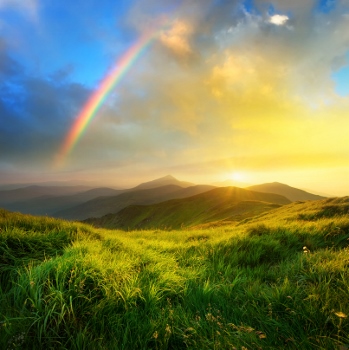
0, 49, 91, 169
269, 14, 289, 25
254, 0, 316, 16
159, 19, 193, 58
0, 39, 21, 78
1, 0, 349, 193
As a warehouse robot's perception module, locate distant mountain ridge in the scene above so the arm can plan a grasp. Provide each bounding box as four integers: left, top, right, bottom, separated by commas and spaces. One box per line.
84, 186, 291, 230
0, 176, 326, 220
246, 182, 326, 202
212, 179, 251, 188
0, 185, 93, 204
0, 175, 196, 218
55, 184, 216, 220
3, 187, 123, 216
132, 175, 194, 190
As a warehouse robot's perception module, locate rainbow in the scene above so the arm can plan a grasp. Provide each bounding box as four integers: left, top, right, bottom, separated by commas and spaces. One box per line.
55, 30, 157, 167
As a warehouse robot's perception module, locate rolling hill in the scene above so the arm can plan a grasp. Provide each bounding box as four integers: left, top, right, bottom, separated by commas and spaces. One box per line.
247, 182, 326, 201
84, 186, 291, 230
1, 196, 349, 349
0, 177, 326, 221
56, 184, 216, 220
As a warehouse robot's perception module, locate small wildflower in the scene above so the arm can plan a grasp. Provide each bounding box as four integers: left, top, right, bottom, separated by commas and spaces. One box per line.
205, 312, 217, 322
335, 312, 347, 318
303, 246, 310, 253
152, 331, 158, 339
165, 324, 171, 335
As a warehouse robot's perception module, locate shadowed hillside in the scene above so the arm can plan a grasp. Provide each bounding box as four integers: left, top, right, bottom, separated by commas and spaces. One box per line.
84, 186, 291, 230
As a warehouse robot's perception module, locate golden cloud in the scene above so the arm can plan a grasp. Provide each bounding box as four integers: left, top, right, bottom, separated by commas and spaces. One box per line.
159, 19, 193, 58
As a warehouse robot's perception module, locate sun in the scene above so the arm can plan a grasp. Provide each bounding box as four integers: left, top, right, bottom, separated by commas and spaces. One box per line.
230, 172, 245, 182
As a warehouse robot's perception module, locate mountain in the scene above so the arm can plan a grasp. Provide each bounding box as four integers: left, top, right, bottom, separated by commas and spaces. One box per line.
301, 188, 334, 197
0, 185, 93, 205
3, 187, 123, 216
84, 186, 291, 230
212, 179, 250, 187
246, 182, 326, 202
0, 176, 198, 219
132, 175, 194, 190
55, 184, 216, 221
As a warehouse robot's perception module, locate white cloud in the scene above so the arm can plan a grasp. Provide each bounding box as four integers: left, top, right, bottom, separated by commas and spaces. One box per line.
269, 14, 289, 26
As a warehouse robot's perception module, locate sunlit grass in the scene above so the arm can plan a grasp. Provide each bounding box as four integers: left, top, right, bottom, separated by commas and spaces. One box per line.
1, 199, 349, 349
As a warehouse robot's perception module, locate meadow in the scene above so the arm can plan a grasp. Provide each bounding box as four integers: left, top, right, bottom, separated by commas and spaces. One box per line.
1, 197, 349, 349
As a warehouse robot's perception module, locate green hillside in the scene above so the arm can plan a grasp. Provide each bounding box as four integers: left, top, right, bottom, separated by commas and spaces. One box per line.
84, 186, 290, 230
1, 197, 349, 349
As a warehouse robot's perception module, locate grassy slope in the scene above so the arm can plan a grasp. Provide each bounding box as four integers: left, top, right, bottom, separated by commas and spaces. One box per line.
1, 197, 349, 349
84, 186, 290, 230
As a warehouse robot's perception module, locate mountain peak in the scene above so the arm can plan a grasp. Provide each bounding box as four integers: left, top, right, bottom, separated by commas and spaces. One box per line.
133, 175, 193, 190
159, 175, 177, 181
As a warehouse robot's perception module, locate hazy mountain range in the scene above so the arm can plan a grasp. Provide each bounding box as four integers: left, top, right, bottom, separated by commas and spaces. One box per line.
0, 175, 327, 224
54, 184, 216, 221
246, 182, 325, 202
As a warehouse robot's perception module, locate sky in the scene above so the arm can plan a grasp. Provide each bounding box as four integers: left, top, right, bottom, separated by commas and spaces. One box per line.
1, 0, 349, 195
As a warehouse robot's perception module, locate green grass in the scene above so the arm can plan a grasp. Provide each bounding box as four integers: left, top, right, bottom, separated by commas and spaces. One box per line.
1, 198, 349, 349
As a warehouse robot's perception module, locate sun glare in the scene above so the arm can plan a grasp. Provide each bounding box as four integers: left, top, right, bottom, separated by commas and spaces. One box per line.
231, 172, 245, 182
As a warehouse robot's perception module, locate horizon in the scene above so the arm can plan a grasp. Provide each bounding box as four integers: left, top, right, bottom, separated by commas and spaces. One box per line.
0, 174, 341, 198
1, 1, 349, 197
